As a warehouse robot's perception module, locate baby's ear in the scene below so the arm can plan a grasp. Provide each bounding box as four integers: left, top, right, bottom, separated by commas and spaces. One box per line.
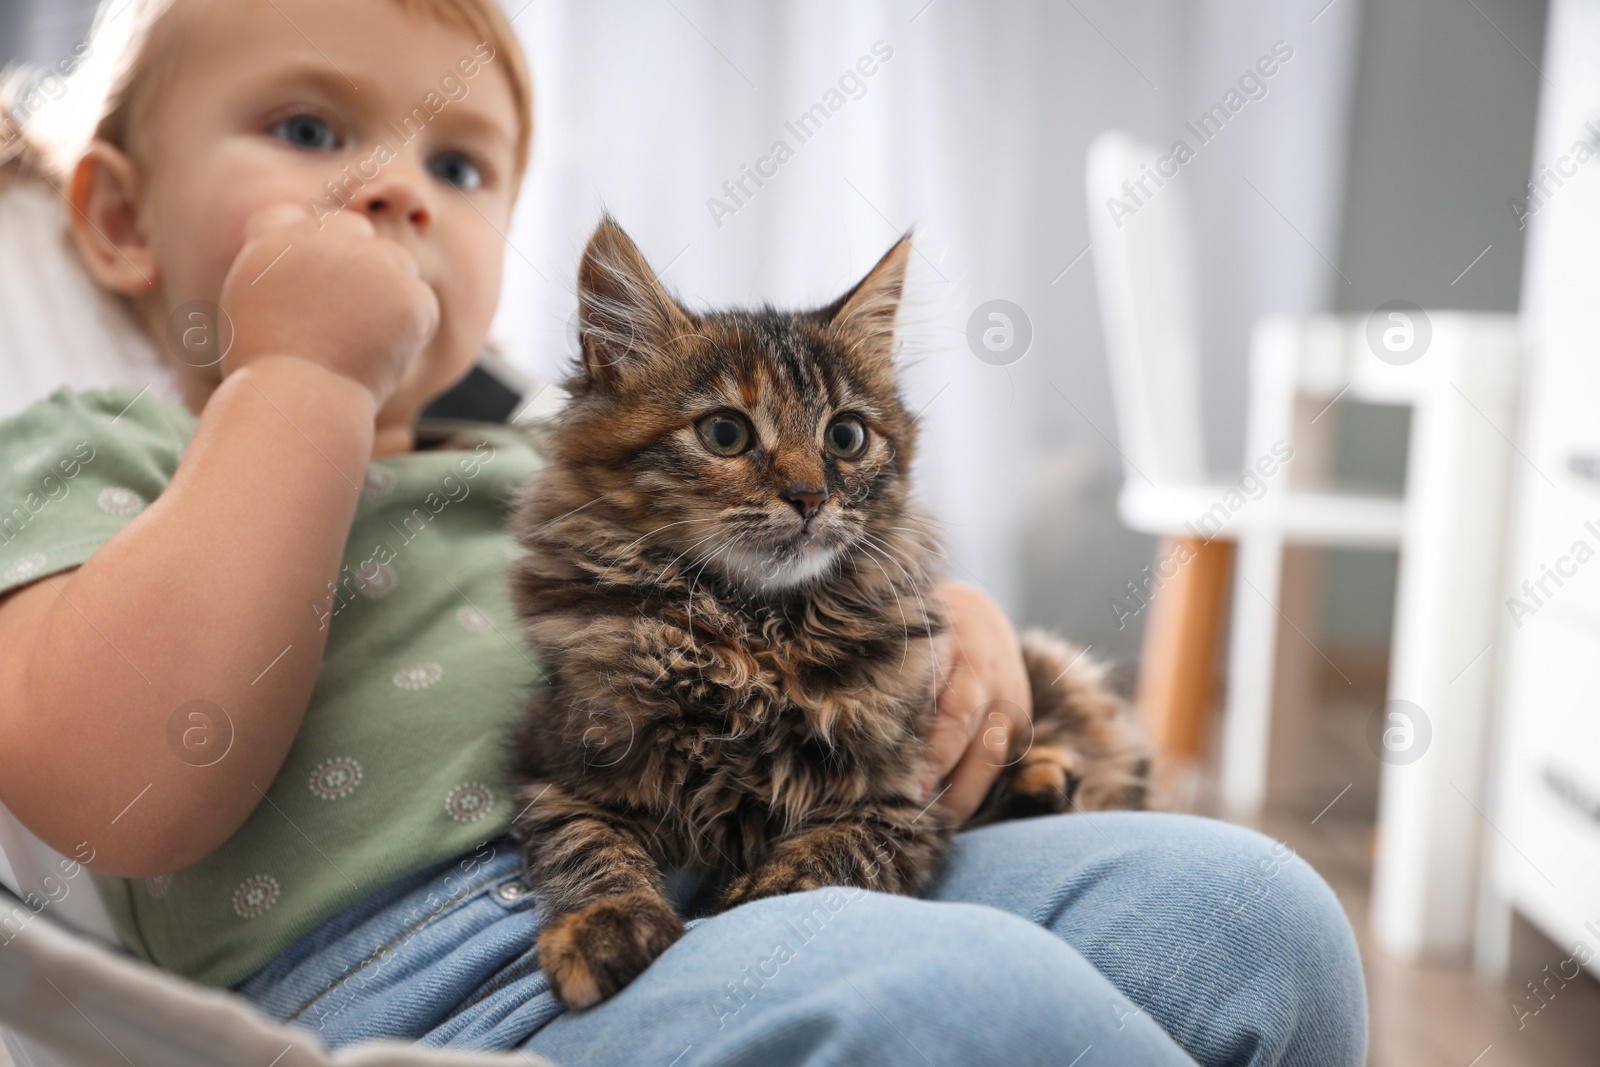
575, 216, 691, 389
819, 233, 911, 366
67, 140, 158, 297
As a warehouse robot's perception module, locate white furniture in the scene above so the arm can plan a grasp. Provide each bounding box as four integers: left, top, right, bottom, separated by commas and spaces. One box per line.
0, 891, 530, 1066
0, 180, 186, 421
1085, 131, 1406, 808
0, 175, 175, 1067
1480, 0, 1600, 979
1285, 313, 1521, 960
0, 179, 158, 949
0, 813, 121, 949
1086, 131, 1524, 959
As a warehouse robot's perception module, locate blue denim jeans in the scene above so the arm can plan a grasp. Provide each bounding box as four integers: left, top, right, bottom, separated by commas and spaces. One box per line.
235, 813, 1367, 1066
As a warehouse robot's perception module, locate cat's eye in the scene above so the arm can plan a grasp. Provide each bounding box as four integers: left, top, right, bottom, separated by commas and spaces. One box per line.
824, 415, 867, 459
696, 411, 753, 456
270, 113, 341, 151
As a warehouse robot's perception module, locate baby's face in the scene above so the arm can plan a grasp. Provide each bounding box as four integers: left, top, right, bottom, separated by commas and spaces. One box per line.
132, 0, 521, 418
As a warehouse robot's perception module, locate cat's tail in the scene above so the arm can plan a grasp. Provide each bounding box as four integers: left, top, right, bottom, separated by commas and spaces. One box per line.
970, 631, 1153, 825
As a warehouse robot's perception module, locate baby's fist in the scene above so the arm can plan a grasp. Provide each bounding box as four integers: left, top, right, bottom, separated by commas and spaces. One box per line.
219, 203, 440, 406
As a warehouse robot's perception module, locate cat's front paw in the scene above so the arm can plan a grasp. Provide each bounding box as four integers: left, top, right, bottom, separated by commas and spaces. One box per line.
1003, 745, 1082, 818
719, 863, 829, 912
537, 892, 684, 1009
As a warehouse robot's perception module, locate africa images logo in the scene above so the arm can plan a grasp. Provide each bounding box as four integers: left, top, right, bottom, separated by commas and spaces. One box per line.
1102, 40, 1294, 229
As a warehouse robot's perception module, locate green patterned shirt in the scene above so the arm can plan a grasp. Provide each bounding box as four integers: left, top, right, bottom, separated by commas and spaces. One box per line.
0, 385, 545, 987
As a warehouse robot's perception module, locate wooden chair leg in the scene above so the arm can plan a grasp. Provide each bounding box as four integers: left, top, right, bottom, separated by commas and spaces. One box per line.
1134, 537, 1236, 771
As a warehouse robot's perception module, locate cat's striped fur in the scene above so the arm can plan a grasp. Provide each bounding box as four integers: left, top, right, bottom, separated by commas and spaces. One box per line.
506, 218, 1151, 1009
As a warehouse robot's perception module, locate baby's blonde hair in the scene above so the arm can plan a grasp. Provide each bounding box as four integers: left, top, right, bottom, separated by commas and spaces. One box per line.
0, 0, 534, 189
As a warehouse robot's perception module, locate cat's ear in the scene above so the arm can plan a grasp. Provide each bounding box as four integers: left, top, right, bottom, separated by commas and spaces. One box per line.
819, 233, 912, 364
575, 217, 693, 388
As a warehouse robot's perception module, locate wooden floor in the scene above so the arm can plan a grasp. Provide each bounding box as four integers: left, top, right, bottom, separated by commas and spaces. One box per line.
1259, 808, 1600, 1067
1177, 663, 1600, 1067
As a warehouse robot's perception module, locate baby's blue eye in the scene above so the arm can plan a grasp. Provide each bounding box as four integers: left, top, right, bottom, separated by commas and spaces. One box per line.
271, 114, 340, 151
429, 152, 483, 190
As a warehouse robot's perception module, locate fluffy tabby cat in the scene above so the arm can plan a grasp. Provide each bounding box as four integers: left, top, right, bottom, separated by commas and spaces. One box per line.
506, 218, 1151, 1010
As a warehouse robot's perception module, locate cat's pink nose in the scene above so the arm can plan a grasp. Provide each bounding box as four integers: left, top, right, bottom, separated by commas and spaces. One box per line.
783, 486, 828, 522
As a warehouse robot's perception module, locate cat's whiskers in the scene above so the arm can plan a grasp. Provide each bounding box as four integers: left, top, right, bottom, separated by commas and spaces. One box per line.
880, 522, 957, 663
607, 515, 722, 565
684, 538, 739, 662
852, 540, 911, 673
890, 507, 958, 530
888, 536, 950, 567
859, 530, 931, 611
686, 538, 740, 606
652, 526, 738, 659
859, 530, 941, 679
579, 518, 720, 596
883, 512, 939, 532
521, 491, 614, 538
865, 554, 955, 702
651, 523, 732, 585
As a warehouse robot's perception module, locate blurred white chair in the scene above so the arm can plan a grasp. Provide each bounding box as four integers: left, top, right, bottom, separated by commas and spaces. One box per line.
1085, 131, 1524, 960
1083, 130, 1406, 811
0, 179, 184, 420
0, 173, 170, 1067
0, 178, 160, 948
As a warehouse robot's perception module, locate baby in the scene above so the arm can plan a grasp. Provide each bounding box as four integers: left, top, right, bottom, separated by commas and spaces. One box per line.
0, 0, 1046, 1054
0, 0, 542, 980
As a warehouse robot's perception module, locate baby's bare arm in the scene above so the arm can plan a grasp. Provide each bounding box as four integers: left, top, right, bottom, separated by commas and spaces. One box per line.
0, 357, 376, 878
0, 201, 435, 878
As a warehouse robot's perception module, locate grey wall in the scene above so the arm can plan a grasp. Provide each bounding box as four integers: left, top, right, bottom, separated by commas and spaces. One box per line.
1334, 0, 1548, 315
0, 3, 22, 77
1317, 0, 1548, 648
0, 0, 91, 67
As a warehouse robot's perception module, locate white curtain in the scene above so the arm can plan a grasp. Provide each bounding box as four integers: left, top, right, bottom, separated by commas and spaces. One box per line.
493, 0, 1364, 667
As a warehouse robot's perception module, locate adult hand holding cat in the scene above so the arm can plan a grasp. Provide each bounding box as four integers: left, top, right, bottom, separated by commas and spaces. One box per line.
922, 579, 1036, 822
218, 202, 440, 408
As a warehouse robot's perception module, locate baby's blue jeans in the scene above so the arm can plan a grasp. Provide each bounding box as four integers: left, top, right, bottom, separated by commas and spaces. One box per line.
235, 813, 1367, 1066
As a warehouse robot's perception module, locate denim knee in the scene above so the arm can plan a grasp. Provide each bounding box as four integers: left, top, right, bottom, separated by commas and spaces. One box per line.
687, 888, 1197, 1067
1070, 815, 1369, 1067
